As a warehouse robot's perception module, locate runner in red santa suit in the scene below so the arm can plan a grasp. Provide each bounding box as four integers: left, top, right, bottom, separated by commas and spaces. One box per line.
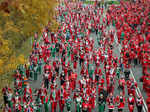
82, 96, 90, 112
25, 64, 30, 78
50, 87, 58, 112
80, 65, 88, 77
50, 78, 58, 90
3, 104, 11, 112
42, 29, 50, 44
32, 32, 39, 47
43, 70, 50, 90
73, 53, 78, 71
145, 74, 150, 95
128, 93, 135, 112
44, 62, 51, 73
86, 75, 91, 88
107, 92, 115, 112
78, 76, 86, 89
107, 75, 115, 94
2, 85, 12, 106
54, 59, 60, 77
24, 103, 34, 112
23, 84, 32, 104
136, 95, 143, 112
81, 84, 90, 101
14, 77, 22, 95
116, 92, 125, 112
146, 95, 150, 112
118, 76, 126, 95
42, 46, 48, 63
79, 49, 84, 67
90, 83, 96, 111
62, 60, 68, 76
58, 86, 67, 112
93, 48, 99, 60
12, 92, 22, 112
140, 73, 150, 95
127, 78, 137, 97
70, 70, 77, 91
95, 66, 102, 84
88, 93, 93, 112
39, 83, 47, 104
98, 75, 105, 94
13, 70, 22, 80
73, 88, 83, 112
70, 50, 74, 63
142, 51, 150, 75
32, 55, 38, 65
45, 46, 51, 60
64, 77, 71, 99
38, 48, 43, 61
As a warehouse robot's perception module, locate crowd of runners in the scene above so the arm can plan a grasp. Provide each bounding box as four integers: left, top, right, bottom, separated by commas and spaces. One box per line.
2, 0, 150, 112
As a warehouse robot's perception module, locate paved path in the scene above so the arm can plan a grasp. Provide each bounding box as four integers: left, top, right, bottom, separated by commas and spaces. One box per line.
28, 3, 148, 112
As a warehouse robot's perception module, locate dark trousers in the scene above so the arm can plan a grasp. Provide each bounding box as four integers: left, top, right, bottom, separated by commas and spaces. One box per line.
79, 58, 84, 66
82, 110, 88, 112
44, 78, 49, 89
137, 106, 142, 112
3, 95, 8, 105
118, 108, 123, 112
109, 109, 113, 112
95, 29, 98, 35
134, 58, 138, 66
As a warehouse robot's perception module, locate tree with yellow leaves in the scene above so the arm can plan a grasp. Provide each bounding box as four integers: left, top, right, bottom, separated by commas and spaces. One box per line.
0, 0, 58, 102
0, 0, 58, 75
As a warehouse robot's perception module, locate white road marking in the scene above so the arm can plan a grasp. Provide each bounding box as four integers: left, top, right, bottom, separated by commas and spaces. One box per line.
113, 25, 148, 112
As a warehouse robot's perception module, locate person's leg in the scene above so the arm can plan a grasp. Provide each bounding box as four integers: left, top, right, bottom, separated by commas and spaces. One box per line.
96, 29, 98, 35
44, 79, 47, 88
109, 109, 113, 112
118, 108, 123, 112
134, 58, 137, 66
67, 105, 71, 112
128, 59, 131, 65
137, 106, 142, 112
81, 59, 84, 66
59, 101, 64, 112
54, 102, 57, 112
3, 95, 7, 106
46, 79, 49, 89
79, 58, 82, 66
34, 72, 38, 80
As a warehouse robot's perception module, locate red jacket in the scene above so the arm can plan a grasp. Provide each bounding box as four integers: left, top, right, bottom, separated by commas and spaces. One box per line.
128, 96, 135, 105
107, 96, 115, 109
50, 90, 58, 103
116, 95, 125, 109
119, 79, 126, 87
58, 88, 67, 104
136, 97, 143, 107
82, 101, 89, 111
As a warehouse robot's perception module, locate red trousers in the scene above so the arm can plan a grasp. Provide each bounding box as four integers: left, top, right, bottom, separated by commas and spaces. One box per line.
74, 61, 77, 69
59, 100, 65, 112
51, 102, 57, 112
71, 80, 76, 90
40, 96, 44, 104
128, 105, 134, 112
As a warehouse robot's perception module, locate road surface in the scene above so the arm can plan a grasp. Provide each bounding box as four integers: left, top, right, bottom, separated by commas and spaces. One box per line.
28, 2, 147, 112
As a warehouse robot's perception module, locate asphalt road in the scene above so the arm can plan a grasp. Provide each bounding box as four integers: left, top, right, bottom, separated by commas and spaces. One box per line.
28, 3, 147, 112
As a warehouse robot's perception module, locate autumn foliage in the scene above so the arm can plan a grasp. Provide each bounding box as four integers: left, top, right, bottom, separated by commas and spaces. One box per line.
0, 0, 58, 75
